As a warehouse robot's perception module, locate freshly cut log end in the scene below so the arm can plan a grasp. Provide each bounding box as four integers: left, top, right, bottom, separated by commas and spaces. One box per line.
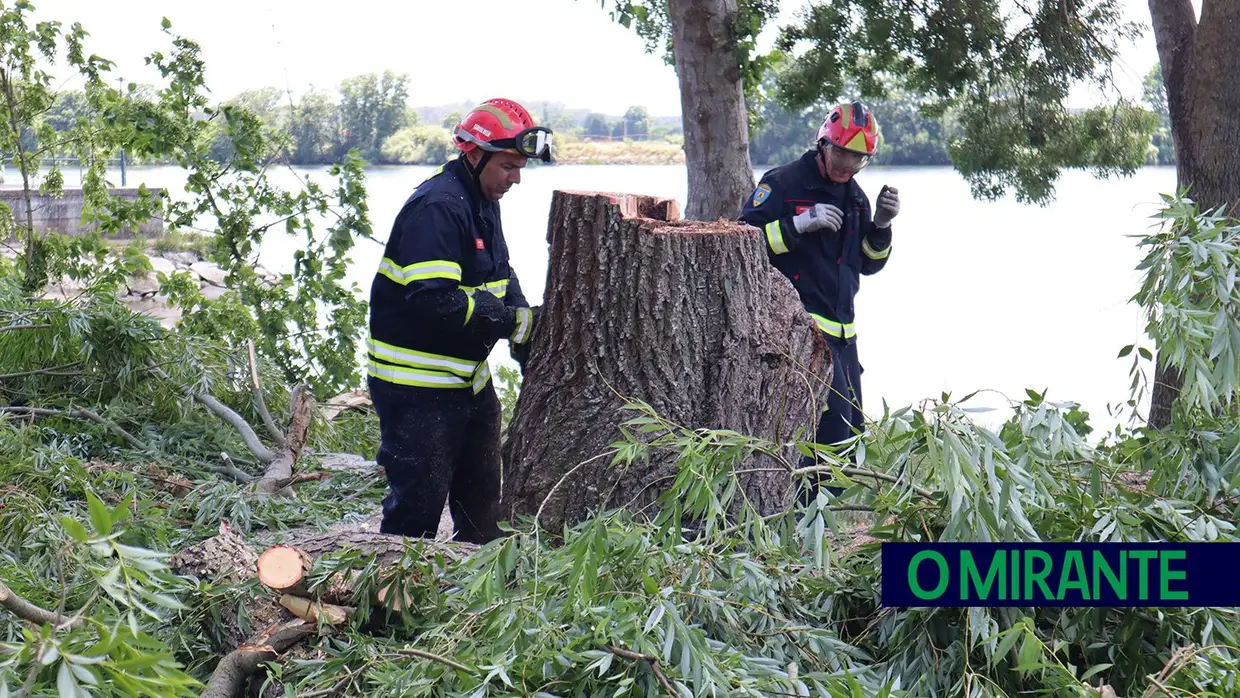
552, 189, 682, 221
256, 545, 311, 593
501, 189, 833, 533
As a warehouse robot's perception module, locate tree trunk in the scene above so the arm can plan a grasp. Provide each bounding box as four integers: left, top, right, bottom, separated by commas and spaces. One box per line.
1147, 0, 1240, 427
668, 0, 756, 221
500, 190, 832, 533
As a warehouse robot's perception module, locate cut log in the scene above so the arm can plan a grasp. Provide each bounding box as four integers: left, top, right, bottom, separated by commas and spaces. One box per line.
501, 190, 832, 533
256, 545, 312, 596
267, 526, 476, 567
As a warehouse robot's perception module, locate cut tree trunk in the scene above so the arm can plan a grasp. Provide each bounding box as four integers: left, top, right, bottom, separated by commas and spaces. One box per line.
1146, 0, 1240, 428
500, 190, 832, 533
668, 0, 756, 221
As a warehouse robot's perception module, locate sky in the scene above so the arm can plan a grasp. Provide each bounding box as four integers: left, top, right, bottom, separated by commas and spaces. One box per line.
32, 0, 1199, 117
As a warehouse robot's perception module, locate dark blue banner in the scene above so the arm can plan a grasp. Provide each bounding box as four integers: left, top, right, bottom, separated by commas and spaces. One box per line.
881, 542, 1240, 607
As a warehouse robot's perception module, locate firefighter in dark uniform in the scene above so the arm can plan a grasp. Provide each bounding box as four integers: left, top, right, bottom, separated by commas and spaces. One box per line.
366, 98, 552, 542
739, 101, 901, 502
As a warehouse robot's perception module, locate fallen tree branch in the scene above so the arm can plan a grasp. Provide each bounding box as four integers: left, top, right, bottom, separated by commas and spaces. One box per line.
200, 619, 314, 698
255, 384, 314, 497
147, 361, 275, 464
0, 362, 81, 379
84, 462, 191, 493
785, 464, 935, 500
0, 579, 79, 629
248, 339, 287, 449
71, 407, 150, 451
606, 645, 677, 698
0, 406, 149, 451
207, 453, 256, 484
396, 647, 475, 675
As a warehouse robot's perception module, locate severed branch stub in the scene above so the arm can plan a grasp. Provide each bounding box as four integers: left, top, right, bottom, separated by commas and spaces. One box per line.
278, 594, 352, 626
254, 384, 315, 497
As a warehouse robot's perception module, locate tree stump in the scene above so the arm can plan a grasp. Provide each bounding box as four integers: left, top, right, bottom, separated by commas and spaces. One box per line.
500, 190, 832, 532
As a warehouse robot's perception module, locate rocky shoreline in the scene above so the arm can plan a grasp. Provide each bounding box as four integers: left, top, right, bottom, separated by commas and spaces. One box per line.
23, 247, 283, 328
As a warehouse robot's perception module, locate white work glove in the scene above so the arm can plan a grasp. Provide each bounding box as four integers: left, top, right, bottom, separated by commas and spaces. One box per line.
873, 185, 900, 228
792, 203, 843, 235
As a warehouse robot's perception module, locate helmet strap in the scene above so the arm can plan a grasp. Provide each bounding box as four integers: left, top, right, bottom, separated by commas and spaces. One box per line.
464, 150, 493, 193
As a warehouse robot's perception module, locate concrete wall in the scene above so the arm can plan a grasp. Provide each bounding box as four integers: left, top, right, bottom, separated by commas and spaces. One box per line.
0, 187, 165, 239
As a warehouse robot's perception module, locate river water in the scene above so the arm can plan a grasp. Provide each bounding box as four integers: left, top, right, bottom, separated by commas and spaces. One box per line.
6, 162, 1180, 436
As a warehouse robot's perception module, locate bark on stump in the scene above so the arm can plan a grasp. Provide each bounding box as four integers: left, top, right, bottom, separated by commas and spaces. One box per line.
500, 190, 832, 533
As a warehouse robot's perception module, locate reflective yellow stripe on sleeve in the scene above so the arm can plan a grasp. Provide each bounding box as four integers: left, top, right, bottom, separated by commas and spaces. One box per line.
511, 307, 533, 344
471, 362, 491, 394
808, 313, 857, 339
862, 238, 890, 260
765, 220, 789, 255
377, 258, 462, 286
460, 279, 509, 299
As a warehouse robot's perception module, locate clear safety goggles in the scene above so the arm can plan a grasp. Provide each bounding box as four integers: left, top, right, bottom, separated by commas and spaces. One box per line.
469, 126, 555, 163
823, 142, 873, 174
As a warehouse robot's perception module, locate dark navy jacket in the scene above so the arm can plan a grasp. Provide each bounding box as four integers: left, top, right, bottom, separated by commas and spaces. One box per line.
367, 157, 532, 392
739, 149, 892, 340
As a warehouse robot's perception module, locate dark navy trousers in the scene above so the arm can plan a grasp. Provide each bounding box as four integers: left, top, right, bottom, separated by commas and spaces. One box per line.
368, 376, 503, 543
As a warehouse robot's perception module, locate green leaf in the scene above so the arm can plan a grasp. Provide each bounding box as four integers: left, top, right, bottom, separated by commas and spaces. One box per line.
160, 16, 171, 29
1079, 663, 1113, 682
56, 660, 76, 698
1118, 344, 1133, 358
62, 517, 89, 543
644, 602, 666, 634
991, 627, 1022, 668
86, 490, 112, 537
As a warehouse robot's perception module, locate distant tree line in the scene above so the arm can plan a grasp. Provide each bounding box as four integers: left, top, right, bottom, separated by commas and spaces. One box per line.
13, 67, 1175, 169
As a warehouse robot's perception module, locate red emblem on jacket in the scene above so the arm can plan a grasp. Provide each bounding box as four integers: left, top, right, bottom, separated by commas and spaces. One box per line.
475, 238, 485, 250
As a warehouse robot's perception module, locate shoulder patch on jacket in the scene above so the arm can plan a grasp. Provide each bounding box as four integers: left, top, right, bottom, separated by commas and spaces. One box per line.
751, 184, 771, 207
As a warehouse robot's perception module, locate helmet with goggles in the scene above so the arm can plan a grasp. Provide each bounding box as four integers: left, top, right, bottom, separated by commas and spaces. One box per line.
454, 98, 554, 163
816, 101, 880, 175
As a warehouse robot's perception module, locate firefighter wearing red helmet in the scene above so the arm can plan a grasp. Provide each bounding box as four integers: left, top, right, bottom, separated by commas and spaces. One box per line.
366, 98, 553, 542
739, 100, 901, 504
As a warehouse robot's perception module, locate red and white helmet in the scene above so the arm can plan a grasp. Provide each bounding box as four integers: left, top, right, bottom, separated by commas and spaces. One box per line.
817, 101, 880, 158
454, 98, 554, 163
